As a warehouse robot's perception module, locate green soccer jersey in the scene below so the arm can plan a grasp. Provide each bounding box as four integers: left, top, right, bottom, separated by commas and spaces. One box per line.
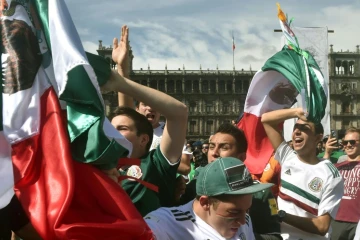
120, 146, 180, 216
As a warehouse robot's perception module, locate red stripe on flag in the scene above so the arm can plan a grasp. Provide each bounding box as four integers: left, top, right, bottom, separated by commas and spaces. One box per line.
238, 113, 275, 175
279, 191, 318, 216
12, 88, 153, 239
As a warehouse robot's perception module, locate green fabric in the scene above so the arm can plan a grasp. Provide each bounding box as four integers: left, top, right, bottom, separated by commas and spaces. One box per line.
61, 65, 126, 169
318, 150, 345, 164
262, 46, 326, 124
250, 188, 281, 235
32, 0, 51, 50
31, 0, 125, 170
281, 179, 320, 204
187, 162, 196, 182
121, 146, 179, 216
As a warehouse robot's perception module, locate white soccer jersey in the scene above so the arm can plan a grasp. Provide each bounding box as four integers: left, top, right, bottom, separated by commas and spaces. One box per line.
145, 200, 255, 240
275, 142, 344, 240
150, 122, 165, 151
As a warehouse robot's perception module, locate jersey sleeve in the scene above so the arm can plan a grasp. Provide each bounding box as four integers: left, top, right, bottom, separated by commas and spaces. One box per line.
144, 209, 172, 240
152, 145, 180, 177
318, 174, 344, 218
274, 141, 295, 165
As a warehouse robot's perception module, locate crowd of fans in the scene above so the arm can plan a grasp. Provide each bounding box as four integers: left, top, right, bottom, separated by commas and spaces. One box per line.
2, 25, 360, 240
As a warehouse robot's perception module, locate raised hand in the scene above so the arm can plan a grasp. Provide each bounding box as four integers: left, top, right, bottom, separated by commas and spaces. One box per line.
112, 25, 130, 77
294, 108, 308, 121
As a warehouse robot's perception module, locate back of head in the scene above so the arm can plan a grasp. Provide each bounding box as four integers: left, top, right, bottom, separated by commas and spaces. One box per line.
215, 123, 248, 153
111, 106, 154, 152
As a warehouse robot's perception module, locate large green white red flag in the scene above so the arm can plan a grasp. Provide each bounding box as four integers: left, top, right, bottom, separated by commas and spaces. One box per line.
238, 3, 327, 174
1, 0, 152, 239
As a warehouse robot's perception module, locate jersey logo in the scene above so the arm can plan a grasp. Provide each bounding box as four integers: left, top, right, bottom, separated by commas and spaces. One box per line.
238, 232, 246, 240
171, 209, 195, 223
126, 165, 143, 180
268, 198, 278, 216
284, 169, 291, 175
308, 177, 323, 192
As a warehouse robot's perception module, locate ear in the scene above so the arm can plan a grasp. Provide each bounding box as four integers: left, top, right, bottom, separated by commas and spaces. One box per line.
199, 196, 211, 211
237, 152, 246, 162
139, 134, 150, 148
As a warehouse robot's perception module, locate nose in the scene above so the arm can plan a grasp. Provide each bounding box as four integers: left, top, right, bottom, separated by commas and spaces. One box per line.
209, 146, 219, 160
235, 213, 246, 226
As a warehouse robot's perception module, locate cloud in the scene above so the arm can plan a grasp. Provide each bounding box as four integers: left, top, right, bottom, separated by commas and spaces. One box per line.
65, 0, 360, 71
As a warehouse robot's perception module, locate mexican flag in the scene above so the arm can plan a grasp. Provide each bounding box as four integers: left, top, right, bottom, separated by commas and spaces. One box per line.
1, 0, 152, 239
238, 3, 327, 174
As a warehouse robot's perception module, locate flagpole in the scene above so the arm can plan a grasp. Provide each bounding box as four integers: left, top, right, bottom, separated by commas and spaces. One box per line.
232, 31, 235, 69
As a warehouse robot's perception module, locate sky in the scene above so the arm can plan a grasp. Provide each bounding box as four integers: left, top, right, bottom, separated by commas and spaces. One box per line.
65, 0, 360, 71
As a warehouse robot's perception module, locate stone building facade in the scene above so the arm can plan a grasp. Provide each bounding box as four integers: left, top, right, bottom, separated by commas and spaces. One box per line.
97, 41, 360, 140
329, 45, 360, 137
97, 42, 253, 140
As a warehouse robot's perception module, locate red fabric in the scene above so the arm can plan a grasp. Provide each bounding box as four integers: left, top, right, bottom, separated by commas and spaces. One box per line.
238, 113, 274, 175
12, 88, 153, 240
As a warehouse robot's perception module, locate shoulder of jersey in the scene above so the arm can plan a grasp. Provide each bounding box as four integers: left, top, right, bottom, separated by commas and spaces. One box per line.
320, 160, 341, 179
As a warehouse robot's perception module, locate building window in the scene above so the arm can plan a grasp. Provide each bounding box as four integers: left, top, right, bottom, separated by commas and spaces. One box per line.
167, 80, 174, 93
243, 80, 249, 92
218, 80, 225, 93
206, 120, 214, 135
193, 80, 199, 93
223, 103, 230, 113
206, 103, 214, 113
226, 80, 233, 92
235, 80, 241, 93
158, 80, 165, 92
176, 80, 182, 93
150, 80, 157, 89
189, 120, 197, 134
185, 80, 192, 93
210, 81, 216, 93
202, 80, 208, 93
189, 101, 197, 113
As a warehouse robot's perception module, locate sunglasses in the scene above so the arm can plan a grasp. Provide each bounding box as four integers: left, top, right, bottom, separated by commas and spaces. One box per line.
202, 146, 209, 149
342, 140, 360, 146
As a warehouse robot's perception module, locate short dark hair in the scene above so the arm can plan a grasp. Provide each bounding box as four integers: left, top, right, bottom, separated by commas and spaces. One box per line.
214, 123, 247, 154
111, 106, 153, 152
314, 122, 324, 135
202, 140, 209, 145
134, 99, 140, 108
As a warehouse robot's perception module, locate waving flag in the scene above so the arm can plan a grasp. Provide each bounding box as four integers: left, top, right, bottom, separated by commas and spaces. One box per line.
238, 3, 327, 174
1, 0, 152, 239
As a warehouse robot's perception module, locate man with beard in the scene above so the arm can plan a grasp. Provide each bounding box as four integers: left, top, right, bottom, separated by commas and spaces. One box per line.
262, 108, 344, 240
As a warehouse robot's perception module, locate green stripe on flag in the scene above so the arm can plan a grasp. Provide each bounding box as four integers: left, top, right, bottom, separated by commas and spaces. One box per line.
262, 46, 327, 124
281, 179, 320, 205
61, 64, 127, 169
32, 0, 51, 50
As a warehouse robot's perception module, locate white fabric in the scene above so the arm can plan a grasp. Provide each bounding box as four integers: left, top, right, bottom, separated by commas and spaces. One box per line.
150, 122, 165, 151
145, 200, 255, 240
275, 142, 344, 240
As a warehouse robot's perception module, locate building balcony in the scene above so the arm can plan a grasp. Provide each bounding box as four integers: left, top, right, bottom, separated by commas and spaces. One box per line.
330, 88, 360, 95
332, 112, 358, 117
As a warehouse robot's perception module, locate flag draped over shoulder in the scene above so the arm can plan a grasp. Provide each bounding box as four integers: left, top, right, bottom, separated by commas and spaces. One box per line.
1, 0, 152, 239
238, 3, 327, 175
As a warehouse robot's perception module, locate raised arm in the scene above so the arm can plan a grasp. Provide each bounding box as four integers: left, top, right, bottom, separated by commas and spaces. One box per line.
112, 25, 133, 108
103, 71, 188, 164
261, 108, 306, 150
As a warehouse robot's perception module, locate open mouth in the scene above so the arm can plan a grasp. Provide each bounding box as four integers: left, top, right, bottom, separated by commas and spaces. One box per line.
146, 113, 155, 120
294, 138, 304, 145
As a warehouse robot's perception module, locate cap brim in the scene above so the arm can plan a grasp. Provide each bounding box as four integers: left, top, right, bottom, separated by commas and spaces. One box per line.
222, 182, 274, 195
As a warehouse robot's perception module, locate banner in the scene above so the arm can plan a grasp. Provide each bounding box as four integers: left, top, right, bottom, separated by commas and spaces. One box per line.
282, 27, 330, 141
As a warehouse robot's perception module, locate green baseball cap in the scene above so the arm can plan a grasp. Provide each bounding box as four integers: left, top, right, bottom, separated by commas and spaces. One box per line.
196, 157, 273, 196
